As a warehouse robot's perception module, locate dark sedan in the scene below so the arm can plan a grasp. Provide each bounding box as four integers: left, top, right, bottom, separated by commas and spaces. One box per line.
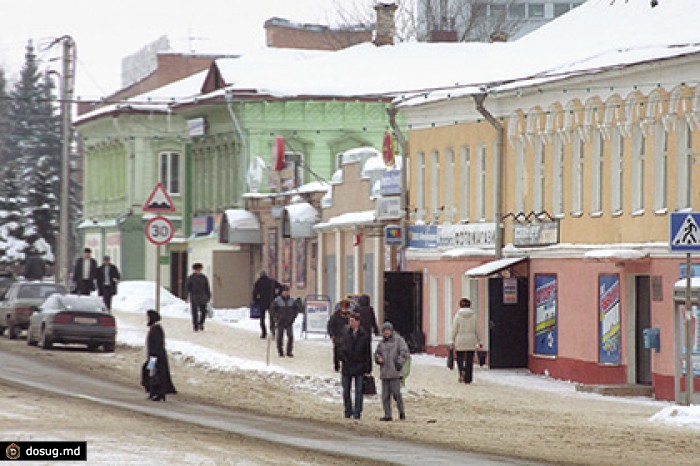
27, 294, 116, 352
0, 282, 67, 339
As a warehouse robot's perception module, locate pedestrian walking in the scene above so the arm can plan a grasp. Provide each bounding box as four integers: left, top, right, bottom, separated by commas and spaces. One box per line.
449, 297, 481, 384
252, 270, 282, 339
141, 310, 177, 401
96, 256, 120, 311
24, 253, 46, 281
375, 322, 409, 421
270, 286, 299, 357
184, 263, 211, 332
72, 248, 98, 295
327, 299, 351, 371
339, 312, 372, 420
356, 294, 379, 337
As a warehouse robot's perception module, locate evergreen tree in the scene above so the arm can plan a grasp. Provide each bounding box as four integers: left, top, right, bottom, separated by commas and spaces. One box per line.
0, 164, 28, 264
0, 68, 11, 164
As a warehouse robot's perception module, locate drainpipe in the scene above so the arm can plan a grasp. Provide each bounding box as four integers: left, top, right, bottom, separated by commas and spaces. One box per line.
474, 93, 504, 260
225, 92, 249, 200
387, 105, 408, 270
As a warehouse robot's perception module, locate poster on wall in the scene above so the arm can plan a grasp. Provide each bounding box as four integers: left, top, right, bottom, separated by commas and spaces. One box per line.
282, 238, 292, 285
534, 275, 558, 356
295, 239, 306, 289
678, 305, 700, 376
599, 274, 621, 365
503, 277, 518, 304
268, 228, 278, 281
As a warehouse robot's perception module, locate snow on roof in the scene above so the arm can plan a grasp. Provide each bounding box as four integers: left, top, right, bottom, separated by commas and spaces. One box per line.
583, 249, 648, 261
465, 257, 527, 277
314, 210, 376, 230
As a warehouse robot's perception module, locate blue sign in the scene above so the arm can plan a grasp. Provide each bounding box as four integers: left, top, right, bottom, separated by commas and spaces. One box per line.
379, 169, 401, 196
385, 225, 403, 246
534, 275, 557, 356
599, 274, 621, 365
679, 264, 700, 279
407, 225, 438, 249
670, 212, 700, 251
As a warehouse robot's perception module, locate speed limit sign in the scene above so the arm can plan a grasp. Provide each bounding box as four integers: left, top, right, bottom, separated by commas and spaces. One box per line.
145, 216, 174, 245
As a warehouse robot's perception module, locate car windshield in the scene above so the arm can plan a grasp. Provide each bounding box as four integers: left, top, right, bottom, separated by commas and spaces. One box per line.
59, 296, 106, 313
18, 284, 66, 299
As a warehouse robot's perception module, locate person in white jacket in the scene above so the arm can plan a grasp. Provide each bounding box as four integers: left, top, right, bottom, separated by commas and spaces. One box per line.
450, 298, 481, 384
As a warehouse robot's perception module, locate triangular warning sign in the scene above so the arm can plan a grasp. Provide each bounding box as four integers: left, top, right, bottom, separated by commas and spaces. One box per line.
143, 182, 176, 213
673, 214, 700, 246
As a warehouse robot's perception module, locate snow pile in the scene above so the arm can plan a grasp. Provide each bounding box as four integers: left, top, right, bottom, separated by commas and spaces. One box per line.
650, 406, 700, 430
112, 281, 189, 317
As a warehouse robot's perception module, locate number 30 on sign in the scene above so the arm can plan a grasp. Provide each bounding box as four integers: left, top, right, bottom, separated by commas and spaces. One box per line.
145, 216, 174, 245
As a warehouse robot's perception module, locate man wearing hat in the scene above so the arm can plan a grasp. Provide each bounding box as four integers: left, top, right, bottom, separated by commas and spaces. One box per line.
96, 256, 120, 310
184, 263, 211, 332
72, 248, 98, 296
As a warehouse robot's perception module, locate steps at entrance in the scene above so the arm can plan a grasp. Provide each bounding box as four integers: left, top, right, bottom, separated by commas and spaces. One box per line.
575, 383, 654, 398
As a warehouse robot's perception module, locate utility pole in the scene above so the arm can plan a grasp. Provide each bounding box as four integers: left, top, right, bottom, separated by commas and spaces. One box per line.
54, 36, 76, 286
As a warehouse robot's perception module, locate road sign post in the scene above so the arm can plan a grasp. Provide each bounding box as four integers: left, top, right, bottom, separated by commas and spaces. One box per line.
143, 184, 176, 315
670, 212, 700, 405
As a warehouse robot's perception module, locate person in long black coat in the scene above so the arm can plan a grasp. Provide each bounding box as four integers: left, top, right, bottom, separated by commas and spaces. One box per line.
339, 312, 372, 419
356, 294, 379, 337
327, 300, 351, 372
252, 270, 282, 339
96, 256, 120, 310
142, 310, 177, 401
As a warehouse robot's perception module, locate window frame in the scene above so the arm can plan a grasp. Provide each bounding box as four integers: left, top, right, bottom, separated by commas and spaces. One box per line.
159, 151, 181, 195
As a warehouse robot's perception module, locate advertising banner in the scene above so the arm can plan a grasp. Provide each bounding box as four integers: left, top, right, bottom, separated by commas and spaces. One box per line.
599, 274, 621, 365
379, 169, 401, 196
535, 275, 558, 356
304, 296, 332, 335
407, 225, 438, 249
438, 223, 496, 248
376, 196, 402, 220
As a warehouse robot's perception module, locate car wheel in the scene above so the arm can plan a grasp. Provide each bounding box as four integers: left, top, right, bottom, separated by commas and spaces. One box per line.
87, 343, 99, 352
8, 325, 19, 340
26, 329, 37, 346
39, 327, 52, 350
103, 340, 115, 353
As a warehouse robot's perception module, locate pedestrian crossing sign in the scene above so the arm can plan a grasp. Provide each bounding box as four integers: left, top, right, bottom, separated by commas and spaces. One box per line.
670, 212, 700, 251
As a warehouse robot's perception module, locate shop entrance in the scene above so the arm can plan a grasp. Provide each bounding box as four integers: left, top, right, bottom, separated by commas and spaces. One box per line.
170, 251, 188, 299
488, 277, 529, 368
384, 271, 424, 353
635, 275, 653, 385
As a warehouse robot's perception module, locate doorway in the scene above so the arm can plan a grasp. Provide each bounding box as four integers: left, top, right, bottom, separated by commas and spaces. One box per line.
170, 251, 188, 299
488, 277, 529, 368
384, 271, 424, 353
635, 275, 653, 385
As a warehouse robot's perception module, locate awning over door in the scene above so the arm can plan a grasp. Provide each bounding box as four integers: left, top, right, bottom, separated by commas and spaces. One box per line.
465, 257, 527, 278
220, 209, 261, 244
282, 202, 319, 238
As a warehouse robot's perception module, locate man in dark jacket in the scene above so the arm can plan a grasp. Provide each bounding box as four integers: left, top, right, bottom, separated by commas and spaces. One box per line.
327, 300, 351, 371
339, 312, 372, 419
96, 256, 120, 310
24, 253, 46, 280
356, 294, 379, 337
184, 263, 211, 332
270, 286, 298, 357
252, 270, 282, 339
72, 248, 98, 295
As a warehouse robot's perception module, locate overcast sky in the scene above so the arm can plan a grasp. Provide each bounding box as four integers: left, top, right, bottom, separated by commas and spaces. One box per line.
0, 0, 372, 99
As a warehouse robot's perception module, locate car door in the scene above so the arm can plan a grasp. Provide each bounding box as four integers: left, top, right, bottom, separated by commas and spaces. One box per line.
0, 285, 16, 325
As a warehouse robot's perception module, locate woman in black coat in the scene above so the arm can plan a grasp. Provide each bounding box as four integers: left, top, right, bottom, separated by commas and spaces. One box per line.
142, 310, 177, 401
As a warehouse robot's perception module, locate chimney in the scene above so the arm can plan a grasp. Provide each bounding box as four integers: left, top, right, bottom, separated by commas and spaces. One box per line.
374, 2, 397, 46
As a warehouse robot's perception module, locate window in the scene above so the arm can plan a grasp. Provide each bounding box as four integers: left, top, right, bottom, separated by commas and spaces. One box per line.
508, 3, 526, 19
678, 121, 693, 210
515, 140, 526, 213
610, 128, 624, 214
489, 4, 506, 18
477, 146, 487, 221
552, 136, 565, 216
554, 3, 571, 17
591, 129, 604, 214
571, 132, 584, 214
528, 3, 545, 18
632, 127, 646, 212
430, 150, 440, 221
653, 122, 668, 212
159, 151, 181, 195
416, 151, 426, 219
533, 138, 545, 212
445, 149, 455, 222
459, 146, 471, 221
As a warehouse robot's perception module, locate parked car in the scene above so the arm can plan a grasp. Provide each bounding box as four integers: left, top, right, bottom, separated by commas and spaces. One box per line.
27, 294, 116, 352
0, 270, 17, 297
0, 282, 67, 339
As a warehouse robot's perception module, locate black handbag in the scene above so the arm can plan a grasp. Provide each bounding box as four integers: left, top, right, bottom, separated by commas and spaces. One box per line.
447, 347, 455, 370
362, 375, 377, 395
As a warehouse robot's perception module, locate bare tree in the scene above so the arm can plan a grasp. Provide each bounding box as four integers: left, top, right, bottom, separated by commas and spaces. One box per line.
328, 0, 524, 43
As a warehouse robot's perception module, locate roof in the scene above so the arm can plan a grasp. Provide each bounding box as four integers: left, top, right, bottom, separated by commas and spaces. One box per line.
465, 257, 528, 278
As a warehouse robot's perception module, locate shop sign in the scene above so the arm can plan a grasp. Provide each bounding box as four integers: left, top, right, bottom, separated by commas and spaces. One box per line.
376, 196, 402, 220
385, 225, 402, 246
379, 169, 401, 196
439, 223, 496, 248
192, 216, 213, 235
503, 277, 518, 304
513, 221, 559, 247
407, 225, 438, 249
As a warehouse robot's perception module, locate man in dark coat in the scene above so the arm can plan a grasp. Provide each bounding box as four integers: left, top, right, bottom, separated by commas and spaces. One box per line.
96, 256, 120, 311
356, 294, 379, 337
270, 286, 299, 357
252, 270, 282, 339
184, 263, 211, 332
339, 312, 372, 419
72, 248, 98, 295
142, 310, 177, 401
327, 299, 351, 371
24, 253, 46, 280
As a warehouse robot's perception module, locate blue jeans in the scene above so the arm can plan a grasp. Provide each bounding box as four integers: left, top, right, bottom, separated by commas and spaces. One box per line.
342, 374, 364, 418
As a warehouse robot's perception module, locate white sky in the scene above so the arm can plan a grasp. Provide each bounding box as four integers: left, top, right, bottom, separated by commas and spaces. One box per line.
0, 0, 372, 99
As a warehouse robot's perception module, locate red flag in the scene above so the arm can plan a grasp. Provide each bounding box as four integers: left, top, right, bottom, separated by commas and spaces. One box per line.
382, 131, 395, 167
274, 136, 285, 171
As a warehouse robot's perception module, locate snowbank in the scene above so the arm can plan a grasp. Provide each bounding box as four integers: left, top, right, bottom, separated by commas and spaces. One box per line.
650, 406, 700, 430
112, 281, 189, 317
